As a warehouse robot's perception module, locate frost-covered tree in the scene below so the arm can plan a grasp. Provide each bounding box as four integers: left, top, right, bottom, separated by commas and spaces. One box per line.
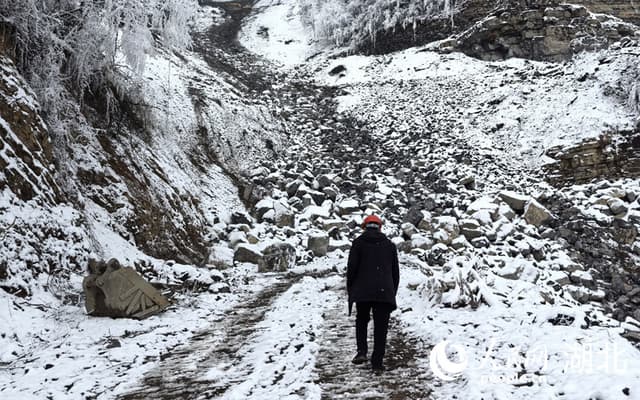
0, 0, 197, 124
300, 0, 458, 49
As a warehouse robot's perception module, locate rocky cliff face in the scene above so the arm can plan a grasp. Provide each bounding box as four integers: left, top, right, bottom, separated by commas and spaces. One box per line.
0, 55, 60, 204
356, 0, 498, 54
360, 0, 639, 62
0, 54, 89, 297
572, 0, 640, 25
544, 131, 640, 186
450, 1, 638, 61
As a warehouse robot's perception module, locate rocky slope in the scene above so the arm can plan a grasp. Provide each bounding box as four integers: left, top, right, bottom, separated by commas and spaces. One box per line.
2, 1, 640, 399
0, 54, 89, 298
0, 3, 291, 298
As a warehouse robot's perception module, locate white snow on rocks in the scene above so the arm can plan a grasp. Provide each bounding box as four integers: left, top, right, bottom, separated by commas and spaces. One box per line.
398, 256, 640, 400
240, 0, 317, 67
310, 45, 639, 170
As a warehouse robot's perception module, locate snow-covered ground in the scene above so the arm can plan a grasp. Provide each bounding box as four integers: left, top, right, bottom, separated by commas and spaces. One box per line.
3, 0, 640, 399
0, 263, 276, 399
309, 47, 638, 169
398, 254, 640, 400
240, 0, 318, 67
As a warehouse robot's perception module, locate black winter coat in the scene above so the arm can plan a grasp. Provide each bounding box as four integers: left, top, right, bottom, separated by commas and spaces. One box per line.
347, 228, 400, 314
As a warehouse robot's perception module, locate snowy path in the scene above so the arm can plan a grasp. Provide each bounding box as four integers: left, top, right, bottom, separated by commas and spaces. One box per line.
118, 266, 435, 400
114, 1, 443, 397
314, 290, 434, 400
119, 275, 302, 399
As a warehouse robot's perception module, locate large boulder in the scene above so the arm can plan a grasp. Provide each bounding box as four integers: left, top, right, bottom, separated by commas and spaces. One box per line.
607, 197, 629, 215
233, 244, 263, 264
254, 197, 295, 227
499, 191, 530, 213
307, 231, 330, 257
259, 243, 296, 272
273, 199, 295, 228
432, 216, 460, 245
524, 199, 553, 227
337, 198, 360, 215
230, 211, 253, 225
403, 206, 424, 227
459, 218, 483, 240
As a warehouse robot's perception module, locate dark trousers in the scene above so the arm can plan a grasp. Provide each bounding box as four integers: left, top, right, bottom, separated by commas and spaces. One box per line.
355, 302, 393, 368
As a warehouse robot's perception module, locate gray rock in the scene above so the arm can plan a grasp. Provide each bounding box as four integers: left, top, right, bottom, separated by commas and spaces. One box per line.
450, 236, 469, 250
404, 206, 424, 227
497, 203, 517, 220
229, 230, 248, 248
259, 243, 296, 272
424, 197, 437, 212
567, 286, 591, 304
432, 216, 460, 245
411, 235, 434, 250
307, 232, 330, 257
337, 198, 360, 215
246, 233, 260, 245
499, 191, 530, 213
302, 194, 315, 207
255, 198, 274, 220
458, 175, 475, 189
462, 227, 484, 240
288, 196, 304, 211
321, 219, 344, 231
551, 272, 571, 286
570, 270, 595, 288
285, 179, 304, 197
309, 190, 326, 206
233, 244, 262, 264
589, 289, 606, 303
616, 295, 629, 306
275, 212, 294, 228
607, 197, 628, 215
471, 237, 490, 248
322, 186, 338, 201
459, 218, 480, 230
315, 174, 332, 189
231, 212, 253, 226
273, 199, 295, 228
628, 287, 640, 298
401, 222, 418, 240
524, 199, 553, 227
328, 239, 351, 252
397, 240, 413, 253
418, 213, 433, 230
626, 191, 637, 203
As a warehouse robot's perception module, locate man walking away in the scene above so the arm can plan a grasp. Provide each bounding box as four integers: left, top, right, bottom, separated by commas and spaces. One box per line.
347, 215, 400, 373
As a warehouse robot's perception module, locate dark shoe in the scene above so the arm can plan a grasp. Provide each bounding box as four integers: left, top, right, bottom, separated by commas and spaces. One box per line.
372, 365, 385, 374
352, 353, 368, 364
